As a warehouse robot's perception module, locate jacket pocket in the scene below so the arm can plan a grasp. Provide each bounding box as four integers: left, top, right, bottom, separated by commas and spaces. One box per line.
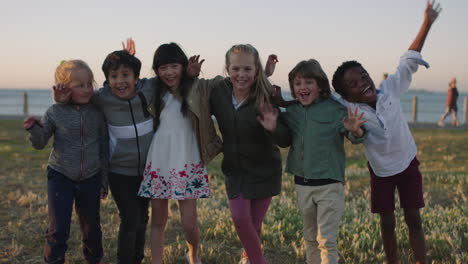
109, 137, 139, 170
309, 115, 337, 140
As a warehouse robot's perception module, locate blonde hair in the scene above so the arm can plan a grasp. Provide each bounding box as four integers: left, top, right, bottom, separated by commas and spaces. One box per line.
225, 44, 273, 107
55, 60, 94, 86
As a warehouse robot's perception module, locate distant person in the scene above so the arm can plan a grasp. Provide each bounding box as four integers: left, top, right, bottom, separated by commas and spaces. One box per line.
378, 73, 389, 87
383, 73, 389, 80
331, 1, 441, 264
24, 60, 108, 264
438, 77, 459, 126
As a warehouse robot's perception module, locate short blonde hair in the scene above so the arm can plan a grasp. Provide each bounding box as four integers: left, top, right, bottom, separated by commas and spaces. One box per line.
225, 44, 273, 107
55, 60, 94, 86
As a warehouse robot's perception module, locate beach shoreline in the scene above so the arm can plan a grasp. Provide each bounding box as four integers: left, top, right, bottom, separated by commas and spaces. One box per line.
2, 114, 466, 130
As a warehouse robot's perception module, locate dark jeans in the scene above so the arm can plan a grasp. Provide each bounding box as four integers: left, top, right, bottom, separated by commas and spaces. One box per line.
44, 167, 103, 264
109, 173, 150, 264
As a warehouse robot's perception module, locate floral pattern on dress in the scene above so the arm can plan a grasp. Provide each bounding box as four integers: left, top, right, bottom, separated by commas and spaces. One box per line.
138, 161, 210, 200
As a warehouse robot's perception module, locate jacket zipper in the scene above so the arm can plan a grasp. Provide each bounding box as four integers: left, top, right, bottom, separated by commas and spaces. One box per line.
302, 108, 306, 171
232, 102, 243, 190
79, 107, 84, 180
128, 100, 141, 176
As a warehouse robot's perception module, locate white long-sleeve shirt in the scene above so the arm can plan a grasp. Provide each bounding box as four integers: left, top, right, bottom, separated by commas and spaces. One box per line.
334, 50, 429, 177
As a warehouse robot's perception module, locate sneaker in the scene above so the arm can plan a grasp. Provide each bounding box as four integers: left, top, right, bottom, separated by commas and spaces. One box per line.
438, 120, 445, 127
238, 249, 250, 264
185, 251, 202, 264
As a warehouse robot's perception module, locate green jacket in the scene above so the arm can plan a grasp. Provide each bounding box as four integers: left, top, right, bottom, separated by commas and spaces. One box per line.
273, 97, 366, 183
206, 77, 283, 199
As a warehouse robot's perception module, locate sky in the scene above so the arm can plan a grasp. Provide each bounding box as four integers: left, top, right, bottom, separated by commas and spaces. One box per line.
1, 0, 467, 92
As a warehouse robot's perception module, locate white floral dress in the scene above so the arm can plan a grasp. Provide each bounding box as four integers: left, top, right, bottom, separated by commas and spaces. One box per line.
138, 93, 210, 199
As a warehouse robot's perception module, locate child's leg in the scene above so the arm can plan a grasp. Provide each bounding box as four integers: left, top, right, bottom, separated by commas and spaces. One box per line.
179, 199, 201, 263
44, 168, 75, 264
369, 163, 399, 264
315, 183, 345, 264
250, 197, 272, 238
135, 196, 150, 264
295, 184, 319, 264
396, 157, 426, 264
229, 195, 267, 264
74, 174, 103, 264
108, 173, 150, 264
379, 211, 399, 264
403, 208, 427, 264
150, 199, 168, 264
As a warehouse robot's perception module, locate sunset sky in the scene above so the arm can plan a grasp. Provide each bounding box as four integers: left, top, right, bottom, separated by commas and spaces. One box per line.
1, 0, 467, 92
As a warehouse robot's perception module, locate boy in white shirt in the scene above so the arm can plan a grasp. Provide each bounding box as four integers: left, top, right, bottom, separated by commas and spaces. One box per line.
331, 1, 441, 263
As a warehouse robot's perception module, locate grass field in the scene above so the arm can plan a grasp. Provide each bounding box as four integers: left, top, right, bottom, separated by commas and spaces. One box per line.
0, 119, 466, 264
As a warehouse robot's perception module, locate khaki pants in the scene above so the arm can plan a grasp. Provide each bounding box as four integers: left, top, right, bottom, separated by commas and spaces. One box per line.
296, 183, 345, 264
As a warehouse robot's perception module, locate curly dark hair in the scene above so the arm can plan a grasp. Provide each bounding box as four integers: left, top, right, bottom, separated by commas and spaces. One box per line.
288, 59, 331, 100
331, 60, 362, 98
101, 50, 142, 80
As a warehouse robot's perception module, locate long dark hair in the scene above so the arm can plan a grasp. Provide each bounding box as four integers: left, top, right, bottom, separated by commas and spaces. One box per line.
152, 43, 191, 129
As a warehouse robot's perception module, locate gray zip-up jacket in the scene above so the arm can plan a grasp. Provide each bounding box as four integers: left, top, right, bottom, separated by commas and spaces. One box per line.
27, 103, 109, 191
93, 77, 155, 176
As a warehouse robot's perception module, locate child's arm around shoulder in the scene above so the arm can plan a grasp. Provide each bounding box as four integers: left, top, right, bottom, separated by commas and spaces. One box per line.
185, 55, 225, 97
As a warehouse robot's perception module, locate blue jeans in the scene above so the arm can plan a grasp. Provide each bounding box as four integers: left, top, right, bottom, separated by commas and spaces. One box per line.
44, 167, 103, 264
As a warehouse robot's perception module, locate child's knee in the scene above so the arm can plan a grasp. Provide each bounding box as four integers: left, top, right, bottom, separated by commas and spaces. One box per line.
404, 211, 423, 230
151, 214, 168, 229
231, 214, 250, 228
181, 221, 198, 234
379, 213, 396, 231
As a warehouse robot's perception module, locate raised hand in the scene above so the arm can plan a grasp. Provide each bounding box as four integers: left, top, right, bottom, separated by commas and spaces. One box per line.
271, 85, 298, 108
257, 103, 279, 132
425, 0, 442, 25
52, 83, 71, 103
23, 116, 42, 129
343, 106, 366, 137
265, 54, 278, 77
409, 0, 441, 52
122, 37, 136, 55
271, 85, 286, 106
187, 55, 205, 78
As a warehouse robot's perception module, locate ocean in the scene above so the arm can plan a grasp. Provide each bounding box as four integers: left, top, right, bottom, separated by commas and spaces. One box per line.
0, 88, 466, 123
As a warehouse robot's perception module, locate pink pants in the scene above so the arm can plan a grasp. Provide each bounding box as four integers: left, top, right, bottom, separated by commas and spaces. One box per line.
229, 195, 272, 264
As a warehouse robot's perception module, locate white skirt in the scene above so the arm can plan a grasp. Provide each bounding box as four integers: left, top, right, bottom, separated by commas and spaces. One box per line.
138, 93, 210, 200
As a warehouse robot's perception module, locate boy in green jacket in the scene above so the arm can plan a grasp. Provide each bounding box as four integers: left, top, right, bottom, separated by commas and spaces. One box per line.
258, 59, 366, 264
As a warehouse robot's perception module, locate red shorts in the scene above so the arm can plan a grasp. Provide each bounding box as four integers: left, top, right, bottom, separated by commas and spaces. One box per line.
368, 157, 425, 213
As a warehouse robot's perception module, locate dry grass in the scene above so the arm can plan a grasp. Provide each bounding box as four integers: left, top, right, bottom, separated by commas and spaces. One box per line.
0, 120, 466, 263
